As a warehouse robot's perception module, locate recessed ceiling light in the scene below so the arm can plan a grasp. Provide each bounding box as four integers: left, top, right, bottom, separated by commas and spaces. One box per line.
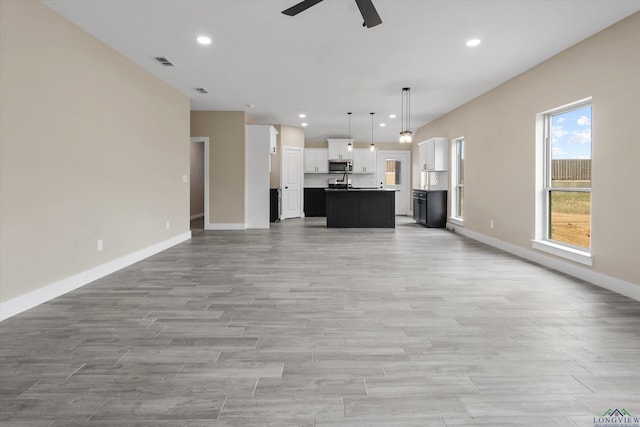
466, 38, 481, 47
299, 113, 306, 118
197, 36, 212, 45
389, 114, 396, 119
301, 122, 308, 127
379, 123, 386, 127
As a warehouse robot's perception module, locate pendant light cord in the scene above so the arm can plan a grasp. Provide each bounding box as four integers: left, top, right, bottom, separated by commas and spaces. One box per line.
347, 112, 353, 150
400, 87, 412, 143
407, 88, 412, 142
400, 87, 411, 142
370, 112, 375, 151
401, 89, 405, 138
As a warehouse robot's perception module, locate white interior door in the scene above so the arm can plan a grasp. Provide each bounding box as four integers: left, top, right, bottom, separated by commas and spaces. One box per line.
376, 151, 410, 215
281, 146, 302, 219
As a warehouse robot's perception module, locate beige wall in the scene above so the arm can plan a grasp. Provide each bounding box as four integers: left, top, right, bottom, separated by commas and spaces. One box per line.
190, 111, 247, 225
0, 1, 191, 303
271, 125, 305, 188
190, 141, 205, 217
412, 12, 640, 286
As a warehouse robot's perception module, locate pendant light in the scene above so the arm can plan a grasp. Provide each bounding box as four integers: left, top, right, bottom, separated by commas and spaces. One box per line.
370, 112, 375, 151
399, 87, 413, 143
347, 112, 353, 151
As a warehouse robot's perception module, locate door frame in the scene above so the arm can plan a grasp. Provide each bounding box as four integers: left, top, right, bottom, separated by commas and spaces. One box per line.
190, 137, 210, 229
376, 150, 411, 216
281, 145, 304, 219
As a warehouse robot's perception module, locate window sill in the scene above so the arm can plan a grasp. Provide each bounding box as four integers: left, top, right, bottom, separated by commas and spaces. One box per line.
531, 239, 592, 266
449, 217, 464, 226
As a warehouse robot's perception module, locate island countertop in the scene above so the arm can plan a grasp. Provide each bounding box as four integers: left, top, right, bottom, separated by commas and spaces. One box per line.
325, 188, 395, 228
324, 188, 397, 192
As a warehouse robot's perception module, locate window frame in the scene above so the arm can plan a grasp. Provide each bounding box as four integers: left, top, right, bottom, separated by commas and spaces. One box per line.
533, 98, 593, 266
450, 137, 464, 225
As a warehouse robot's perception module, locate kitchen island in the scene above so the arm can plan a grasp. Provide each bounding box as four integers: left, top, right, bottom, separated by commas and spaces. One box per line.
325, 188, 396, 228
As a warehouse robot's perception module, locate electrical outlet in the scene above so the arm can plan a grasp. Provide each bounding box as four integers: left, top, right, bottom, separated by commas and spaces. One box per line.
166, 221, 170, 231
182, 175, 188, 183
97, 239, 103, 252
490, 220, 494, 229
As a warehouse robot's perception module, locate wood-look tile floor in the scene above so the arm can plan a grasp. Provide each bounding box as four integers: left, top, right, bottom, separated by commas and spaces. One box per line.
2, 217, 639, 426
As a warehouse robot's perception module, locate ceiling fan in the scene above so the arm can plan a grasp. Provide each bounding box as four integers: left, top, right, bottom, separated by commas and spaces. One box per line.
282, 0, 383, 28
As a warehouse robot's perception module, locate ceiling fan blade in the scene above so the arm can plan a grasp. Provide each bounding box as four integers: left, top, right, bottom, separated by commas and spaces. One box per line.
354, 0, 382, 28
282, 0, 324, 16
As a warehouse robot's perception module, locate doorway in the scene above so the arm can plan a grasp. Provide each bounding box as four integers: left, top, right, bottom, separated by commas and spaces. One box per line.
189, 139, 204, 230
189, 137, 209, 230
281, 146, 303, 219
376, 150, 410, 215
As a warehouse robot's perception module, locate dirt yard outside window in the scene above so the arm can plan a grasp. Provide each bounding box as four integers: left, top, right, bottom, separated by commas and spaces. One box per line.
549, 191, 591, 249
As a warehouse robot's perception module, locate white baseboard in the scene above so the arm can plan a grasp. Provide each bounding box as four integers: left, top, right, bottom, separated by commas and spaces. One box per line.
447, 223, 640, 302
205, 223, 247, 230
0, 231, 192, 321
190, 213, 204, 220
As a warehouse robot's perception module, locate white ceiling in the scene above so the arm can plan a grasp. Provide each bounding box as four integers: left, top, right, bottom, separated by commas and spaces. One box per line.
42, 0, 639, 143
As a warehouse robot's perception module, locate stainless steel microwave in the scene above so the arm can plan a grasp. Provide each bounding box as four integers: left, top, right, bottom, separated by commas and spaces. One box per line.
328, 159, 353, 173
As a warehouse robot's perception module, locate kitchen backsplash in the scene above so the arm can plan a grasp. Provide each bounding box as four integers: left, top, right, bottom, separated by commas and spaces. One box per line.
423, 171, 448, 190
304, 173, 377, 188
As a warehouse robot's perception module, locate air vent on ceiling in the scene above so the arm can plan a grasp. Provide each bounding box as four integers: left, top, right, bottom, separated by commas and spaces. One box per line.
154, 57, 174, 66
195, 88, 209, 94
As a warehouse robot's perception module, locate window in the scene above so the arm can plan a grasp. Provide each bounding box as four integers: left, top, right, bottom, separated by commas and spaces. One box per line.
385, 159, 401, 185
534, 99, 592, 265
451, 137, 464, 223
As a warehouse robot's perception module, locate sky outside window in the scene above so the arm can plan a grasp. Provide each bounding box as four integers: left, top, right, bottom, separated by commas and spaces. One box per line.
551, 105, 592, 160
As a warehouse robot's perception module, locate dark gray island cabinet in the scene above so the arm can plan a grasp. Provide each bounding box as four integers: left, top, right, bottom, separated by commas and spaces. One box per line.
412, 189, 447, 228
325, 189, 396, 228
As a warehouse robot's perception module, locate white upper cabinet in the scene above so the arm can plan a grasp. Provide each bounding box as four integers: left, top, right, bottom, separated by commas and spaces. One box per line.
353, 148, 376, 173
269, 128, 277, 156
420, 137, 449, 171
418, 143, 428, 171
327, 138, 354, 161
304, 148, 328, 173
